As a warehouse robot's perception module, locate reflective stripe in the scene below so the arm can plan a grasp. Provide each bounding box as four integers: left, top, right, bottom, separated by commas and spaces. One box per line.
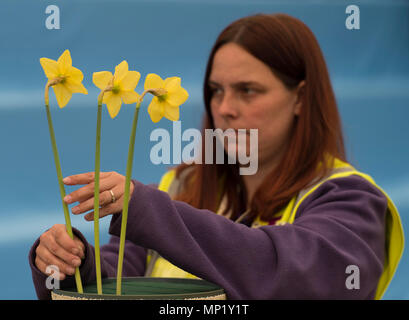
158, 169, 176, 192
149, 257, 199, 279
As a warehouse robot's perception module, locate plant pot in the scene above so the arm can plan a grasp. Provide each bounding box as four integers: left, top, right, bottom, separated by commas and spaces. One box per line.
51, 277, 226, 300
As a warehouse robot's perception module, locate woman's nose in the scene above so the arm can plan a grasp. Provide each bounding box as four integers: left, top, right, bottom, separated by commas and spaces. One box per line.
217, 93, 239, 119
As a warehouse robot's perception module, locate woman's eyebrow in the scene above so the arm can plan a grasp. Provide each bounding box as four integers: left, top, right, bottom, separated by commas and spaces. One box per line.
231, 81, 260, 88
208, 80, 221, 87
208, 80, 261, 87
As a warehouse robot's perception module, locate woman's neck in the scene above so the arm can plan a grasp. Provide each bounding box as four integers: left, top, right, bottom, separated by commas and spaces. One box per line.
242, 146, 286, 204
242, 160, 274, 204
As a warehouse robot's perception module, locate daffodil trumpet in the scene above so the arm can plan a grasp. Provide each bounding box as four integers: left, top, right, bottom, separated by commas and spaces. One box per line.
40, 49, 89, 294
116, 75, 188, 295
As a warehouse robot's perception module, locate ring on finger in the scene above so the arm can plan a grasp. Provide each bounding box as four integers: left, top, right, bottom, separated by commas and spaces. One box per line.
109, 189, 116, 204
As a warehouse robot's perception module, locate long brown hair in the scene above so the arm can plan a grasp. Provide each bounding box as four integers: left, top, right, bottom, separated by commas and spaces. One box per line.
174, 13, 346, 222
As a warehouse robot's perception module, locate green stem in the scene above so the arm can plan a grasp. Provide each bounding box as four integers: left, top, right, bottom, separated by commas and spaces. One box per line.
116, 102, 141, 295
93, 104, 103, 295
45, 103, 83, 293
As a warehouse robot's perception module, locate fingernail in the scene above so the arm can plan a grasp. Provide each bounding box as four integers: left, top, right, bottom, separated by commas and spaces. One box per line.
72, 248, 79, 255
72, 206, 79, 214
72, 258, 81, 267
64, 195, 72, 203
67, 267, 75, 275
63, 177, 71, 184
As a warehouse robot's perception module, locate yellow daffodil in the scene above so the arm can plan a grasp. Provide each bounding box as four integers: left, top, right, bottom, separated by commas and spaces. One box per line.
40, 49, 88, 108
40, 48, 86, 293
93, 61, 140, 118
144, 73, 189, 123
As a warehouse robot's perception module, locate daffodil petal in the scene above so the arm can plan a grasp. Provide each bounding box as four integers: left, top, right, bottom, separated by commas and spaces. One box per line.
93, 71, 113, 90
69, 66, 84, 83
163, 103, 180, 122
144, 73, 164, 91
114, 61, 129, 82
164, 77, 181, 90
166, 87, 189, 107
120, 71, 141, 91
121, 90, 140, 104
147, 97, 164, 123
104, 92, 122, 118
53, 84, 72, 108
39, 58, 59, 79
102, 91, 112, 104
57, 50, 72, 75
65, 79, 88, 95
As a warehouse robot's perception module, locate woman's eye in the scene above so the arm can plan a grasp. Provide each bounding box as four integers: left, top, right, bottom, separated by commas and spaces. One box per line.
241, 87, 256, 95
210, 87, 223, 95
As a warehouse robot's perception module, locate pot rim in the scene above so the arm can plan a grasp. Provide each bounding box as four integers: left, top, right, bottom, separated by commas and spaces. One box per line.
52, 276, 226, 300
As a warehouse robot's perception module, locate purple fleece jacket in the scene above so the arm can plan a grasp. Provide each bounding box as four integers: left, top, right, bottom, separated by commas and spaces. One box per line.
29, 175, 388, 299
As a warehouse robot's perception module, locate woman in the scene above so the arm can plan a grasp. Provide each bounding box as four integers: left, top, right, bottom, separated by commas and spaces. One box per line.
29, 13, 404, 299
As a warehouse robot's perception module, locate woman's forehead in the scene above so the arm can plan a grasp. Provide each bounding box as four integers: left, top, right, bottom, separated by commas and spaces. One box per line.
210, 44, 276, 85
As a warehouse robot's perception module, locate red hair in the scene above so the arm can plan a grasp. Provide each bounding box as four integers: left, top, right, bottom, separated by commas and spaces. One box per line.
174, 13, 346, 222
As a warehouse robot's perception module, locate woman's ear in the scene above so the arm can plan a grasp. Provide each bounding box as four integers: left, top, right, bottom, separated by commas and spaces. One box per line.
294, 80, 305, 116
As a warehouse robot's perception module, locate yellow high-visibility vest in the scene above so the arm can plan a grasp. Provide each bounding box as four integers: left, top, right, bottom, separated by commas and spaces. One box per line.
146, 158, 404, 299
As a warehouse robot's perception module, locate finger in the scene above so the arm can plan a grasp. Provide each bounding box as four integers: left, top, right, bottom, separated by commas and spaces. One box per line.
84, 201, 122, 221
82, 183, 134, 221
52, 225, 84, 258
63, 172, 95, 185
35, 255, 67, 281
64, 176, 118, 205
98, 188, 124, 217
71, 188, 119, 215
63, 172, 112, 186
73, 237, 86, 259
63, 182, 94, 204
36, 245, 76, 278
42, 233, 82, 269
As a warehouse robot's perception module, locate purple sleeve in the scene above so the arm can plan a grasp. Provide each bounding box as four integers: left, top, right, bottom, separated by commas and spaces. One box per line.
28, 229, 147, 300
109, 175, 387, 299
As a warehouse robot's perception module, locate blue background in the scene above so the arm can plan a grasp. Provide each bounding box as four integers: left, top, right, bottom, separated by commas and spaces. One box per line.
0, 0, 408, 299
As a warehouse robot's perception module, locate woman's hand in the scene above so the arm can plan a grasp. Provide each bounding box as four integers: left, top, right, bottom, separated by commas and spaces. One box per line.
35, 224, 85, 280
62, 171, 134, 221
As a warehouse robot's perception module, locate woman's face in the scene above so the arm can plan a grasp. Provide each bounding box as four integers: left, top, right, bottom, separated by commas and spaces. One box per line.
209, 43, 303, 168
